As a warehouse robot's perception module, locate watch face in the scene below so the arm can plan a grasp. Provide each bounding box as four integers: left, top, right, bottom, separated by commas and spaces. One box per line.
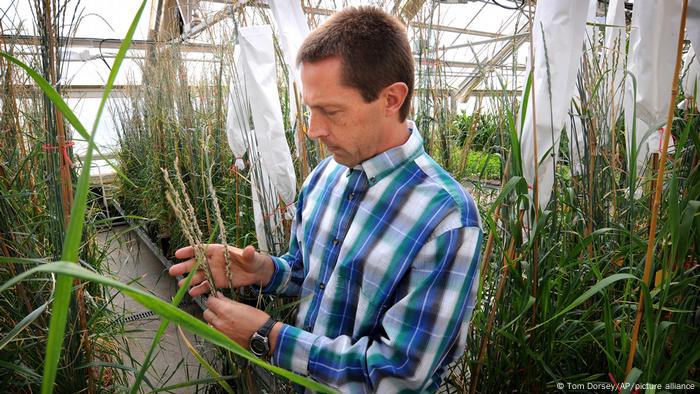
250, 335, 268, 356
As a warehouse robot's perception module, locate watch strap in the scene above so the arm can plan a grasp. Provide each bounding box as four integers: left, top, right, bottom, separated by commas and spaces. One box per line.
257, 317, 277, 338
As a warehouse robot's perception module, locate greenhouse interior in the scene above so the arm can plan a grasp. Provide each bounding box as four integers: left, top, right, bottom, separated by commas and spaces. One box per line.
1, 0, 699, 392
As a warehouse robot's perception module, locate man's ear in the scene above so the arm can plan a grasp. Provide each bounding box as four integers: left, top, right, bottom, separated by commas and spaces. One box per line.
382, 82, 409, 118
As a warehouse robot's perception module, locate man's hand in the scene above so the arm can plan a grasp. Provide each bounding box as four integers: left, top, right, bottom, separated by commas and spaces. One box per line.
204, 294, 282, 355
168, 244, 275, 296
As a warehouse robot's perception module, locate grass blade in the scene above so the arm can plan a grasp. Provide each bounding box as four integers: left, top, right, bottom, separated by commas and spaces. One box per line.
0, 301, 48, 351
177, 326, 235, 394
531, 273, 638, 330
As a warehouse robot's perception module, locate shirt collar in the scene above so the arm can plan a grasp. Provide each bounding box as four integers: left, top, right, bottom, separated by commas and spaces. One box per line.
348, 120, 424, 187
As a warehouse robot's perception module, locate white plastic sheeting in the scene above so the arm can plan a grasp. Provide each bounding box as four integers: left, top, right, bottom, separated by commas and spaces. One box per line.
518, 0, 589, 210
268, 0, 309, 83
687, 0, 700, 56
225, 47, 249, 170
568, 0, 598, 177
681, 45, 700, 100
223, 26, 298, 253
623, 1, 682, 187
267, 0, 310, 155
682, 0, 700, 101
238, 25, 297, 206
570, 0, 627, 177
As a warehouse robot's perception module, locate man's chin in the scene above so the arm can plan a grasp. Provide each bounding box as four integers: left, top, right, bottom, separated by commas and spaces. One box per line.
331, 154, 359, 168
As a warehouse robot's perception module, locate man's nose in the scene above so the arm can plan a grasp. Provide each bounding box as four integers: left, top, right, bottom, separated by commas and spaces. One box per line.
307, 113, 328, 139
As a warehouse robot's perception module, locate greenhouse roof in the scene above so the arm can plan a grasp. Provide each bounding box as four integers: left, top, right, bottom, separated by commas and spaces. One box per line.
1, 1, 532, 96
0, 0, 555, 169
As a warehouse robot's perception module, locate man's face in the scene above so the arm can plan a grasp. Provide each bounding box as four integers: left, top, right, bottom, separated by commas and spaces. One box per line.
300, 57, 385, 167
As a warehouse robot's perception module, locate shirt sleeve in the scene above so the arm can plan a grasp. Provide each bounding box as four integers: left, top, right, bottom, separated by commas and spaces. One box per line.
271, 226, 483, 392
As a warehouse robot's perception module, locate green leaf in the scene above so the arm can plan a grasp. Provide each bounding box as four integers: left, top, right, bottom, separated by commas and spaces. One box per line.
177, 326, 235, 394
496, 296, 535, 335
0, 301, 48, 351
621, 367, 642, 394
531, 273, 638, 330
131, 249, 201, 393
676, 201, 700, 262
489, 176, 527, 215
146, 376, 238, 393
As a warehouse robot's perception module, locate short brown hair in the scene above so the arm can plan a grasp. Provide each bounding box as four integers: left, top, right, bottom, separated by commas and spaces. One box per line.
296, 6, 414, 121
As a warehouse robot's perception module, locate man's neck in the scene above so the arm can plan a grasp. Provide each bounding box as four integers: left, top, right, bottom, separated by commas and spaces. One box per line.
375, 120, 410, 155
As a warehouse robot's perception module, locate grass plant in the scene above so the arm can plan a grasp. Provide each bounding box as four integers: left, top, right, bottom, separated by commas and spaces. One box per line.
1, 1, 128, 391
1, 1, 332, 392
457, 5, 700, 392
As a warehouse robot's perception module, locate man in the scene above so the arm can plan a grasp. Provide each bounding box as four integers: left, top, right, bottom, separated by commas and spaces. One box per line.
169, 6, 482, 392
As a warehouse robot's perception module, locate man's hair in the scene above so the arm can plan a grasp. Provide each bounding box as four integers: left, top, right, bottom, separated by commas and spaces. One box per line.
296, 6, 414, 121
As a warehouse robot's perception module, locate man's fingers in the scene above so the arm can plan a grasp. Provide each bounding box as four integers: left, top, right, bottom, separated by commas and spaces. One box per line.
174, 246, 195, 259
241, 245, 256, 263
203, 308, 216, 325
206, 294, 224, 312
176, 244, 218, 259
177, 271, 205, 288
168, 259, 196, 277
189, 280, 211, 297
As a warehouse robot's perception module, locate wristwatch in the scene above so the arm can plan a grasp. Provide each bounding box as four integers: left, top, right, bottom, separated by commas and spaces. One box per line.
249, 318, 277, 357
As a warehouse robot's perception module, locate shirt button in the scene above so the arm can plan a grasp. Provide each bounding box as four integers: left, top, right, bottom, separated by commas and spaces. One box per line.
319, 283, 325, 290
370, 177, 376, 184
348, 193, 354, 200
332, 239, 339, 245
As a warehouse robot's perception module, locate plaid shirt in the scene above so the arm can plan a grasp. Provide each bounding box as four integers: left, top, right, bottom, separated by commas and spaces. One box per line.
261, 121, 483, 393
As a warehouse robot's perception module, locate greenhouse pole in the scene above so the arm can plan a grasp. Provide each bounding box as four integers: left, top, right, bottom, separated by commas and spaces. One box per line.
626, 0, 688, 376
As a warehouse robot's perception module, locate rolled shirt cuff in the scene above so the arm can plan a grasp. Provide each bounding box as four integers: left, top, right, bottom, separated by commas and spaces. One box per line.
250, 255, 287, 294
272, 323, 319, 376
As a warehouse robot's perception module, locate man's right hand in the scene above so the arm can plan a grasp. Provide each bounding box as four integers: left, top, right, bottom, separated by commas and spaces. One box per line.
168, 244, 274, 296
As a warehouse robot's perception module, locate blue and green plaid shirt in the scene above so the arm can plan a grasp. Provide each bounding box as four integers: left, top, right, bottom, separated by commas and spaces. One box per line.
262, 121, 483, 392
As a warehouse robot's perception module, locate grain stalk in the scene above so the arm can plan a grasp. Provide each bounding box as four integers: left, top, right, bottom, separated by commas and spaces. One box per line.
205, 130, 235, 292
161, 163, 217, 294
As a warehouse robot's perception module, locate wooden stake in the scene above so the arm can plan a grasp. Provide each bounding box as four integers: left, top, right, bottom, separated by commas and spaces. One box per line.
625, 0, 688, 375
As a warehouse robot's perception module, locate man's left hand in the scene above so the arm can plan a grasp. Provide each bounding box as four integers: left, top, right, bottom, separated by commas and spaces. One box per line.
204, 294, 270, 349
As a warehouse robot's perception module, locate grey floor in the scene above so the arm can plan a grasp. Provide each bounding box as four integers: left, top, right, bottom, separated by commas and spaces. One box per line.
98, 225, 213, 393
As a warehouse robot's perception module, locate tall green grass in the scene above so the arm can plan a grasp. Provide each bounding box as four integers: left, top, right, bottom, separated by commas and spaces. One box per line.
459, 16, 699, 392
1, 2, 332, 392
0, 2, 128, 390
